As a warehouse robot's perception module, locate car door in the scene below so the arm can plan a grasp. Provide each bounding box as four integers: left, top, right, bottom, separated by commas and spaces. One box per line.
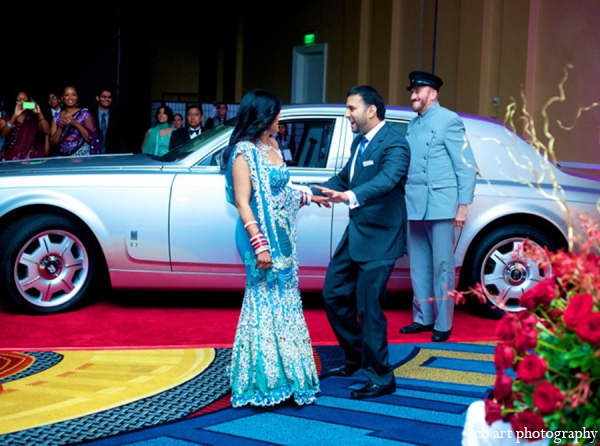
168, 113, 343, 292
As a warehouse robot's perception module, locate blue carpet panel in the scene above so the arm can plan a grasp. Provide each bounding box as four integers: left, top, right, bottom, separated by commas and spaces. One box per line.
1, 343, 495, 446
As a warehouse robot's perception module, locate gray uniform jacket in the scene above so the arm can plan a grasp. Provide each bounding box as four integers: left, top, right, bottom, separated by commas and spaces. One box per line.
405, 101, 477, 220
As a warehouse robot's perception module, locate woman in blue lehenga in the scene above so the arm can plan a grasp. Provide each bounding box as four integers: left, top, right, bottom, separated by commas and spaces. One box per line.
222, 89, 328, 407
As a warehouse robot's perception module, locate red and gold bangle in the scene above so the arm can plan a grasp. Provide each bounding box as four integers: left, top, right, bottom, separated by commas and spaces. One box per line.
300, 191, 310, 207
250, 232, 269, 254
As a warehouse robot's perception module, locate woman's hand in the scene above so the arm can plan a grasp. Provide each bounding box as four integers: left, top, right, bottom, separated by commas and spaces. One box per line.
311, 194, 331, 208
13, 102, 24, 117
256, 250, 272, 269
59, 115, 71, 128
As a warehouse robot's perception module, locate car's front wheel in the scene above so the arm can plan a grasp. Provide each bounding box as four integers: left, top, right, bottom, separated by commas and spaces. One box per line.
461, 224, 559, 316
0, 214, 98, 314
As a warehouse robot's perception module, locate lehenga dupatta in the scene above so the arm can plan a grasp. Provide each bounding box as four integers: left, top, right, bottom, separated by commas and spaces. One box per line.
226, 140, 302, 285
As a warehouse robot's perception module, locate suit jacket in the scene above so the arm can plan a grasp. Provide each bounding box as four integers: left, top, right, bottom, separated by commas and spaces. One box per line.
405, 101, 477, 220
91, 107, 127, 153
317, 122, 410, 262
169, 127, 204, 150
204, 117, 225, 130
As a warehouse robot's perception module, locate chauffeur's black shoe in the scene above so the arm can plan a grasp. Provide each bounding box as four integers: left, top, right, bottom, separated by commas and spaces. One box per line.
399, 322, 434, 334
351, 381, 396, 399
326, 364, 361, 377
432, 329, 451, 342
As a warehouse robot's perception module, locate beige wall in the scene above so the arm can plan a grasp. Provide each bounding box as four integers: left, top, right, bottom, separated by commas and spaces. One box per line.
528, 0, 600, 164
150, 0, 599, 165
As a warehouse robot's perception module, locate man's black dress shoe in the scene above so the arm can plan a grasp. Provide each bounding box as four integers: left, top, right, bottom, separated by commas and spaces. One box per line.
432, 329, 451, 342
399, 322, 434, 334
326, 364, 360, 377
351, 381, 396, 399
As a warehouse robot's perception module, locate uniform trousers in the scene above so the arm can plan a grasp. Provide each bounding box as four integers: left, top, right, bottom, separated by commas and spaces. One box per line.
408, 219, 455, 332
322, 237, 396, 386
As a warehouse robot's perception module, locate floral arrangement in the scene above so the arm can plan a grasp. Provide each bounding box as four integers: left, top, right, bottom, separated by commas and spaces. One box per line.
481, 214, 600, 444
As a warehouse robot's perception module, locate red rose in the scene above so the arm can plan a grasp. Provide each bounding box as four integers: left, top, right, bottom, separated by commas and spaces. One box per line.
496, 314, 520, 342
576, 311, 600, 345
564, 293, 594, 330
532, 380, 564, 414
516, 354, 547, 385
510, 408, 547, 439
517, 311, 538, 330
494, 343, 515, 371
513, 330, 538, 354
485, 397, 503, 425
493, 372, 514, 402
519, 278, 556, 310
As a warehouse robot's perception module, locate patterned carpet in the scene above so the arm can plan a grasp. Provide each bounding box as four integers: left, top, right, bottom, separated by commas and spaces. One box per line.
0, 342, 495, 445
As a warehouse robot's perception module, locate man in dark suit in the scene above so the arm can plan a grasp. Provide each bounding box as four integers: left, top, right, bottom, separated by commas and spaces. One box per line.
169, 104, 204, 150
204, 102, 227, 130
315, 85, 410, 399
91, 87, 126, 154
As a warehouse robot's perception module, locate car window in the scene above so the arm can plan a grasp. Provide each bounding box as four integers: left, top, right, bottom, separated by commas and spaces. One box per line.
159, 119, 235, 162
197, 118, 336, 169
283, 119, 335, 168
386, 120, 408, 137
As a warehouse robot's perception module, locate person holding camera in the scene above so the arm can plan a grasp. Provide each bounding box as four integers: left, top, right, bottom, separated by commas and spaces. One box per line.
0, 91, 50, 161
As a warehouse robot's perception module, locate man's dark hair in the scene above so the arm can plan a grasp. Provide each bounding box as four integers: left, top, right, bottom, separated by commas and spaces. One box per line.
96, 86, 113, 97
347, 85, 386, 120
186, 104, 203, 115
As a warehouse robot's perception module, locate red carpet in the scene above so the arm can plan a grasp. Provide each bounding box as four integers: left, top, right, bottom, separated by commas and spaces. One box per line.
0, 290, 499, 351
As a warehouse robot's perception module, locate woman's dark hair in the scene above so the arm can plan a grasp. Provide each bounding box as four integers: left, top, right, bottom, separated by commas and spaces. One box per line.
14, 90, 34, 118
155, 104, 174, 125
347, 85, 386, 121
220, 89, 281, 173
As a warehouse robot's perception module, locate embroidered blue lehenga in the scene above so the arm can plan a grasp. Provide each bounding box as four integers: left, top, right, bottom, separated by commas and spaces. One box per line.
225, 141, 320, 407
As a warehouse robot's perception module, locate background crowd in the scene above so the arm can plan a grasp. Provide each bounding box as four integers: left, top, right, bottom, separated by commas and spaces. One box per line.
0, 87, 230, 161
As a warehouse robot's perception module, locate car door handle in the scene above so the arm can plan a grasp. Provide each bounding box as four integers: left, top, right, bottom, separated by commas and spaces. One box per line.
292, 181, 323, 187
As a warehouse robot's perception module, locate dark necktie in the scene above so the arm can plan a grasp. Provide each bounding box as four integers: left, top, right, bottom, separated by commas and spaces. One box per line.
100, 112, 107, 139
190, 128, 200, 137
355, 136, 368, 165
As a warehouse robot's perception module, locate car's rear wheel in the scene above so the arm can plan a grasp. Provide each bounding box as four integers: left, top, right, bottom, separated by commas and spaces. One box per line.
0, 215, 97, 314
461, 224, 558, 316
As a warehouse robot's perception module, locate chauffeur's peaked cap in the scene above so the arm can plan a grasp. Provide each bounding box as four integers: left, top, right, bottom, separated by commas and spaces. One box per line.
405, 71, 443, 91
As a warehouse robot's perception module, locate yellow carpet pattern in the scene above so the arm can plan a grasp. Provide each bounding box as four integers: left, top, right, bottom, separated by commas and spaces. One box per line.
0, 349, 214, 435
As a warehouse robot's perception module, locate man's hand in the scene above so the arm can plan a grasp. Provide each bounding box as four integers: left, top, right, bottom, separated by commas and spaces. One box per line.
314, 185, 349, 203
454, 204, 468, 228
310, 195, 331, 208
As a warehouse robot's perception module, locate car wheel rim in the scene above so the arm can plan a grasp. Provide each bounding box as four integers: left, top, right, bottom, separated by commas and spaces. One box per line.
479, 237, 551, 313
14, 230, 90, 308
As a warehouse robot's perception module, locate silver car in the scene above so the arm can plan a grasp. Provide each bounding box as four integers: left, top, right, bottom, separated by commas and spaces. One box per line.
0, 104, 597, 315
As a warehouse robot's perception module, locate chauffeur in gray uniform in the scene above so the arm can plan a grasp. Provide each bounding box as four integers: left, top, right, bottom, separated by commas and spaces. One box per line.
399, 71, 477, 342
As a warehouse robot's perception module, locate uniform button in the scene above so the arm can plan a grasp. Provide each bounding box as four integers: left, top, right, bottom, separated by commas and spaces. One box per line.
423, 169, 426, 173
423, 156, 426, 160
426, 142, 429, 146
